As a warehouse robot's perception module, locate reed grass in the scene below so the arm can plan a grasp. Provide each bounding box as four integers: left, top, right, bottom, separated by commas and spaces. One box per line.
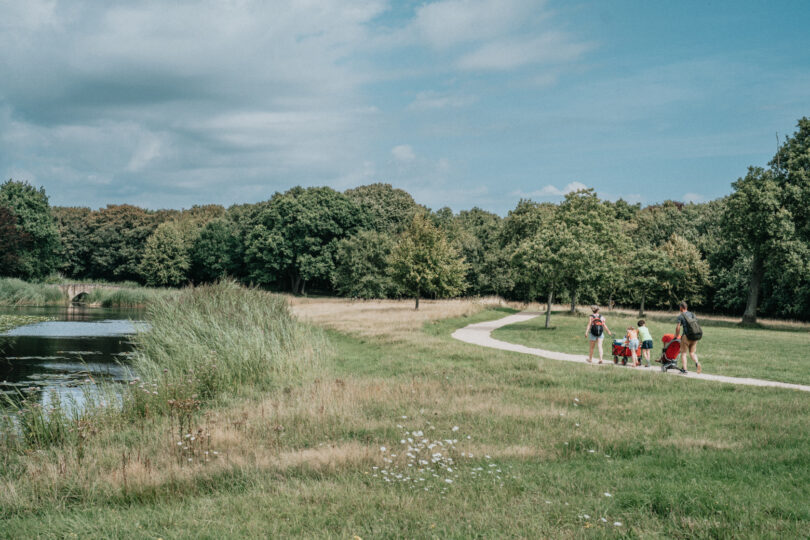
0, 278, 65, 305
84, 286, 175, 307
128, 281, 328, 410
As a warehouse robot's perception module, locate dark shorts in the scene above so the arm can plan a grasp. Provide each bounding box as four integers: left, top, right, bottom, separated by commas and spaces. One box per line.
641, 340, 653, 350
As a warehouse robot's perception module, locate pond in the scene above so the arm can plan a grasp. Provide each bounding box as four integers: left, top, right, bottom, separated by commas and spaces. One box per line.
0, 305, 145, 411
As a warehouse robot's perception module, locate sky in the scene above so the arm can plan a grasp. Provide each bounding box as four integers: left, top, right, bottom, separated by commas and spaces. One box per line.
1, 0, 809, 215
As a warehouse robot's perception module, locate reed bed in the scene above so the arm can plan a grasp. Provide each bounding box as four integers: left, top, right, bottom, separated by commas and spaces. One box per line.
0, 278, 65, 305
130, 281, 329, 406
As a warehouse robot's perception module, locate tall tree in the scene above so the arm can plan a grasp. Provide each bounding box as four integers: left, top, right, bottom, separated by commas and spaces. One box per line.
555, 189, 625, 312
389, 213, 467, 309
85, 205, 166, 282
345, 183, 422, 234
332, 230, 397, 299
52, 206, 93, 278
243, 187, 361, 294
724, 168, 795, 322
189, 218, 240, 283
0, 180, 61, 280
0, 206, 31, 277
660, 234, 711, 307
139, 221, 192, 287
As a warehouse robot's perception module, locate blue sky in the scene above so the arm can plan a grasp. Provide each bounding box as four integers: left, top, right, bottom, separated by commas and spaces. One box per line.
1, 0, 808, 214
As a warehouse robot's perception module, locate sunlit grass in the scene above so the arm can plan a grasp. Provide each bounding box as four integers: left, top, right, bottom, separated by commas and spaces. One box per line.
492, 309, 810, 385
0, 297, 808, 538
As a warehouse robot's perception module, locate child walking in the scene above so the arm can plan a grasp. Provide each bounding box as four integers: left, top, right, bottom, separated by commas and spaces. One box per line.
637, 320, 653, 367
624, 326, 640, 367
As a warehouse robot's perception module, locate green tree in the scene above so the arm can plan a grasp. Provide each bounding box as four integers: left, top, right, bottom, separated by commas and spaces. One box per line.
189, 218, 240, 283
139, 221, 191, 287
52, 206, 93, 278
389, 213, 467, 309
0, 180, 61, 280
627, 246, 673, 316
511, 223, 570, 328
0, 206, 31, 277
454, 208, 513, 296
724, 168, 795, 322
345, 183, 422, 234
660, 234, 711, 307
332, 230, 397, 298
85, 205, 166, 282
243, 187, 361, 294
555, 189, 625, 312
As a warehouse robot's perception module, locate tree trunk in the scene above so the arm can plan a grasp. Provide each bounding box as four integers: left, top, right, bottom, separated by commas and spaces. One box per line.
639, 294, 645, 318
742, 252, 764, 324
569, 290, 577, 314
414, 295, 420, 310
545, 288, 554, 329
291, 274, 301, 295
301, 280, 306, 296
608, 293, 614, 311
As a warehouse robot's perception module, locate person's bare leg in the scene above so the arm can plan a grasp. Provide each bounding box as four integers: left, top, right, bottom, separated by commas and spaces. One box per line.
690, 343, 701, 373
588, 340, 595, 363
631, 349, 638, 366
597, 339, 604, 363
681, 338, 689, 371
643, 349, 650, 366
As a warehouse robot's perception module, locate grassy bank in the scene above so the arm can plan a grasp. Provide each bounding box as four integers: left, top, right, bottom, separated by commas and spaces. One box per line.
0, 277, 174, 307
492, 309, 810, 386
0, 278, 64, 306
1, 297, 809, 537
0, 314, 53, 333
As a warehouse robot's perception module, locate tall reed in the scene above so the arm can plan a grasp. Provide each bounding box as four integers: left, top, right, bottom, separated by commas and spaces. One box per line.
130, 281, 328, 404
0, 278, 65, 305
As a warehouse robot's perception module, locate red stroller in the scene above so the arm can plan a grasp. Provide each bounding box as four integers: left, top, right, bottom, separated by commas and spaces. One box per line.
612, 339, 641, 365
657, 334, 686, 373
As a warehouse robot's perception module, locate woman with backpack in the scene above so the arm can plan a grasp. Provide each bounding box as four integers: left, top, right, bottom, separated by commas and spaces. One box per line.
675, 301, 702, 374
585, 305, 613, 364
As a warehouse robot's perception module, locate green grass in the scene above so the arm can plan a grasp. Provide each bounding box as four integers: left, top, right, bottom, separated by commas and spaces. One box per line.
130, 281, 329, 404
1, 300, 809, 538
0, 278, 65, 306
492, 310, 810, 386
84, 286, 175, 307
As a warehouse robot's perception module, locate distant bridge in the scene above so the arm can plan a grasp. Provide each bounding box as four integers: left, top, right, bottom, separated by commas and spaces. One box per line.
57, 283, 121, 303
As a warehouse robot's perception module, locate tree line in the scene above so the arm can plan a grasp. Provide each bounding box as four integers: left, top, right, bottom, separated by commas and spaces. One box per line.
1, 118, 809, 321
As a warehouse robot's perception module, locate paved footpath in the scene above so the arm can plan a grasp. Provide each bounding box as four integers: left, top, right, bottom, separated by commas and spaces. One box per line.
452, 312, 810, 393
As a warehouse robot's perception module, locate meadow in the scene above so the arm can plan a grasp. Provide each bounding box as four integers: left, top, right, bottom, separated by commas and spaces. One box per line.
492, 309, 810, 386
0, 290, 808, 538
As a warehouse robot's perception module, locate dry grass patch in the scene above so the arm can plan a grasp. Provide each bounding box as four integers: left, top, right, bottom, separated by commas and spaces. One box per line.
289, 296, 512, 339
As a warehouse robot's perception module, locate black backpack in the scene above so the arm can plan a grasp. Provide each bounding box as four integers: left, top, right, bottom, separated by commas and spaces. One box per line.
682, 312, 703, 341
589, 315, 604, 337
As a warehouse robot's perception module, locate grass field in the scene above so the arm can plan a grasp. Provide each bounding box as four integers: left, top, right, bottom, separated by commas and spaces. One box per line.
1, 294, 809, 538
492, 309, 810, 386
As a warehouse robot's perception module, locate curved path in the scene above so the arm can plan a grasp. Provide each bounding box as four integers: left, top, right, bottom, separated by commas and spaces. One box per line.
452, 312, 810, 393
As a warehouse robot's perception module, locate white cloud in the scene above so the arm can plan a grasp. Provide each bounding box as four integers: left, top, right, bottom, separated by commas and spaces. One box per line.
683, 193, 705, 203
513, 181, 588, 198
408, 91, 477, 110
412, 0, 538, 49
391, 144, 416, 162
458, 33, 591, 71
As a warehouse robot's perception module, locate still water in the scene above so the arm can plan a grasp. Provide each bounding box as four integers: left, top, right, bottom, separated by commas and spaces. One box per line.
0, 305, 144, 409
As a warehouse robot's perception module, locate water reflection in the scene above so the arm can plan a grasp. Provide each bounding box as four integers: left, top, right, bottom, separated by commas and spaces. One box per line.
0, 305, 144, 411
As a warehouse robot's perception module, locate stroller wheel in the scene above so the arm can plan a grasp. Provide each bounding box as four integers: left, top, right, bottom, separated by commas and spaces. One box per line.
613, 356, 618, 364
621, 358, 627, 366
